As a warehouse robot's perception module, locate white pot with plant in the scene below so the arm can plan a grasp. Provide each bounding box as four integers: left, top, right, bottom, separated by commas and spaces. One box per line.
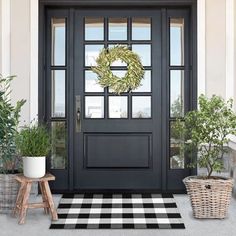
175, 95, 236, 219
16, 125, 50, 178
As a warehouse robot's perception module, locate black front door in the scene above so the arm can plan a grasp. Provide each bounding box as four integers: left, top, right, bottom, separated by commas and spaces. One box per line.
74, 10, 162, 190
42, 5, 196, 192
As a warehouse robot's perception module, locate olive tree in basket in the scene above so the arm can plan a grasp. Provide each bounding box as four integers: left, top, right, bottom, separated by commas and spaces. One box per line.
176, 94, 236, 219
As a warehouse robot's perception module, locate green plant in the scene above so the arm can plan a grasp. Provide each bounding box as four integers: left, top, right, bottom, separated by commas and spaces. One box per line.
16, 124, 51, 157
176, 94, 236, 178
0, 75, 26, 173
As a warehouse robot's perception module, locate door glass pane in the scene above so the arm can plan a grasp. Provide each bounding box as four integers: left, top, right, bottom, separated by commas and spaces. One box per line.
51, 122, 67, 169
51, 18, 66, 66
109, 96, 128, 118
170, 121, 185, 169
85, 44, 104, 66
51, 70, 65, 117
170, 18, 184, 66
85, 17, 104, 41
132, 96, 151, 118
85, 96, 104, 118
132, 18, 151, 40
170, 70, 184, 117
132, 44, 151, 66
85, 70, 103, 92
108, 18, 127, 41
133, 70, 151, 92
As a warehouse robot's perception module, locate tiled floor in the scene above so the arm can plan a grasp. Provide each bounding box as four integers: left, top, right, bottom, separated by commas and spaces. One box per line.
1, 194, 236, 236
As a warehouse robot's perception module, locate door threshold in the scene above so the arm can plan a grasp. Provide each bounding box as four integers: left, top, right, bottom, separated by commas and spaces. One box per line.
51, 189, 187, 194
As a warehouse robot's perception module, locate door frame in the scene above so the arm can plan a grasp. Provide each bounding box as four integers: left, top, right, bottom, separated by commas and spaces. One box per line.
38, 0, 197, 193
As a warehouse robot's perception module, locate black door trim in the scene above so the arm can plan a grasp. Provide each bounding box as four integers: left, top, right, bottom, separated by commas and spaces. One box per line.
39, 0, 196, 7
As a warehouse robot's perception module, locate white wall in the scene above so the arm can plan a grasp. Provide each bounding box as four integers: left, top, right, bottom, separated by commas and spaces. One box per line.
0, 0, 2, 74
0, 0, 11, 78
10, 0, 31, 124
234, 0, 236, 111
205, 0, 226, 98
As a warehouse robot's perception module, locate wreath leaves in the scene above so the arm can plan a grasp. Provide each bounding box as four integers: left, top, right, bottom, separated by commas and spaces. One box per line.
91, 45, 144, 94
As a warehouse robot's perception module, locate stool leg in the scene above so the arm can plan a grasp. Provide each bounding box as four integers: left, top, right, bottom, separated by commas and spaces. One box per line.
42, 181, 58, 221
19, 182, 32, 224
13, 182, 25, 217
39, 182, 49, 214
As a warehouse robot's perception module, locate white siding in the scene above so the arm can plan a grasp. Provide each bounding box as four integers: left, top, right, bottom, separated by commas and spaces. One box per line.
0, 0, 2, 74
10, 0, 31, 124
234, 0, 236, 111
205, 0, 226, 98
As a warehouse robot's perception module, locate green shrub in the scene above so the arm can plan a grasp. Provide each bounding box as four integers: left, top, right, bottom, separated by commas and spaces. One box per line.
175, 94, 236, 177
16, 124, 51, 157
0, 75, 26, 173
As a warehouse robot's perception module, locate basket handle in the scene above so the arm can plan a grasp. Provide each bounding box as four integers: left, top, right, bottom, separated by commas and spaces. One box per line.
205, 185, 211, 189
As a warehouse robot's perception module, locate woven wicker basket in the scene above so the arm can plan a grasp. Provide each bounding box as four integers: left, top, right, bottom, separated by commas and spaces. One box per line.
183, 176, 234, 219
0, 174, 20, 214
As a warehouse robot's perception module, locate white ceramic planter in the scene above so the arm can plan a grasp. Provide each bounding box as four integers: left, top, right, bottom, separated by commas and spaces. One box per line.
23, 156, 46, 178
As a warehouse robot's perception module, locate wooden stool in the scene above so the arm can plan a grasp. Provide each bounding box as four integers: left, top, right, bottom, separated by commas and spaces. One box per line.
13, 173, 58, 224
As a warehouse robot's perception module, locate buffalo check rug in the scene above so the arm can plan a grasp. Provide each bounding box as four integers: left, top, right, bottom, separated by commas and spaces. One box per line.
50, 193, 185, 229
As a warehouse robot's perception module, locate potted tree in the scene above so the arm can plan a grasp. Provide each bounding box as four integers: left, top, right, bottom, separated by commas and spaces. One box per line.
177, 95, 236, 219
0, 75, 26, 213
16, 124, 50, 178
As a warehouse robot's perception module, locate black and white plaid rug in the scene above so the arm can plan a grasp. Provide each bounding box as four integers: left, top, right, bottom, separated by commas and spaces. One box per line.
50, 193, 185, 229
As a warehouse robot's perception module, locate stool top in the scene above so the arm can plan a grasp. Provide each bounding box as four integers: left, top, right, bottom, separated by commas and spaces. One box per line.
15, 173, 55, 183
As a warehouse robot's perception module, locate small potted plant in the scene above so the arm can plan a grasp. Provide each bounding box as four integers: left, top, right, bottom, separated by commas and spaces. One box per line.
16, 124, 50, 178
0, 75, 26, 213
176, 95, 236, 219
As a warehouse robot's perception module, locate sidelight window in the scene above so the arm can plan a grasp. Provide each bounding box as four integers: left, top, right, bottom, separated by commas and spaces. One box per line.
169, 17, 186, 169
50, 17, 67, 169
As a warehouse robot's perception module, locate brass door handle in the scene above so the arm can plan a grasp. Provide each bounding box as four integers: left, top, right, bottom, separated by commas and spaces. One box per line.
75, 95, 81, 132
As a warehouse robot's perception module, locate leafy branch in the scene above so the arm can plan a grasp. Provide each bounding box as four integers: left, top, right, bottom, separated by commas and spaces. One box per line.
175, 95, 236, 178
0, 75, 26, 173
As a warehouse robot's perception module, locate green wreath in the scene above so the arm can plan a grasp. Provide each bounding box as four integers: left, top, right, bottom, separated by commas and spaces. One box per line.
91, 45, 144, 94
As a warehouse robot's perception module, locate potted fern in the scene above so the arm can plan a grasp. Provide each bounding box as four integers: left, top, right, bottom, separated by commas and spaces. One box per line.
16, 124, 50, 178
176, 95, 236, 218
0, 75, 26, 213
